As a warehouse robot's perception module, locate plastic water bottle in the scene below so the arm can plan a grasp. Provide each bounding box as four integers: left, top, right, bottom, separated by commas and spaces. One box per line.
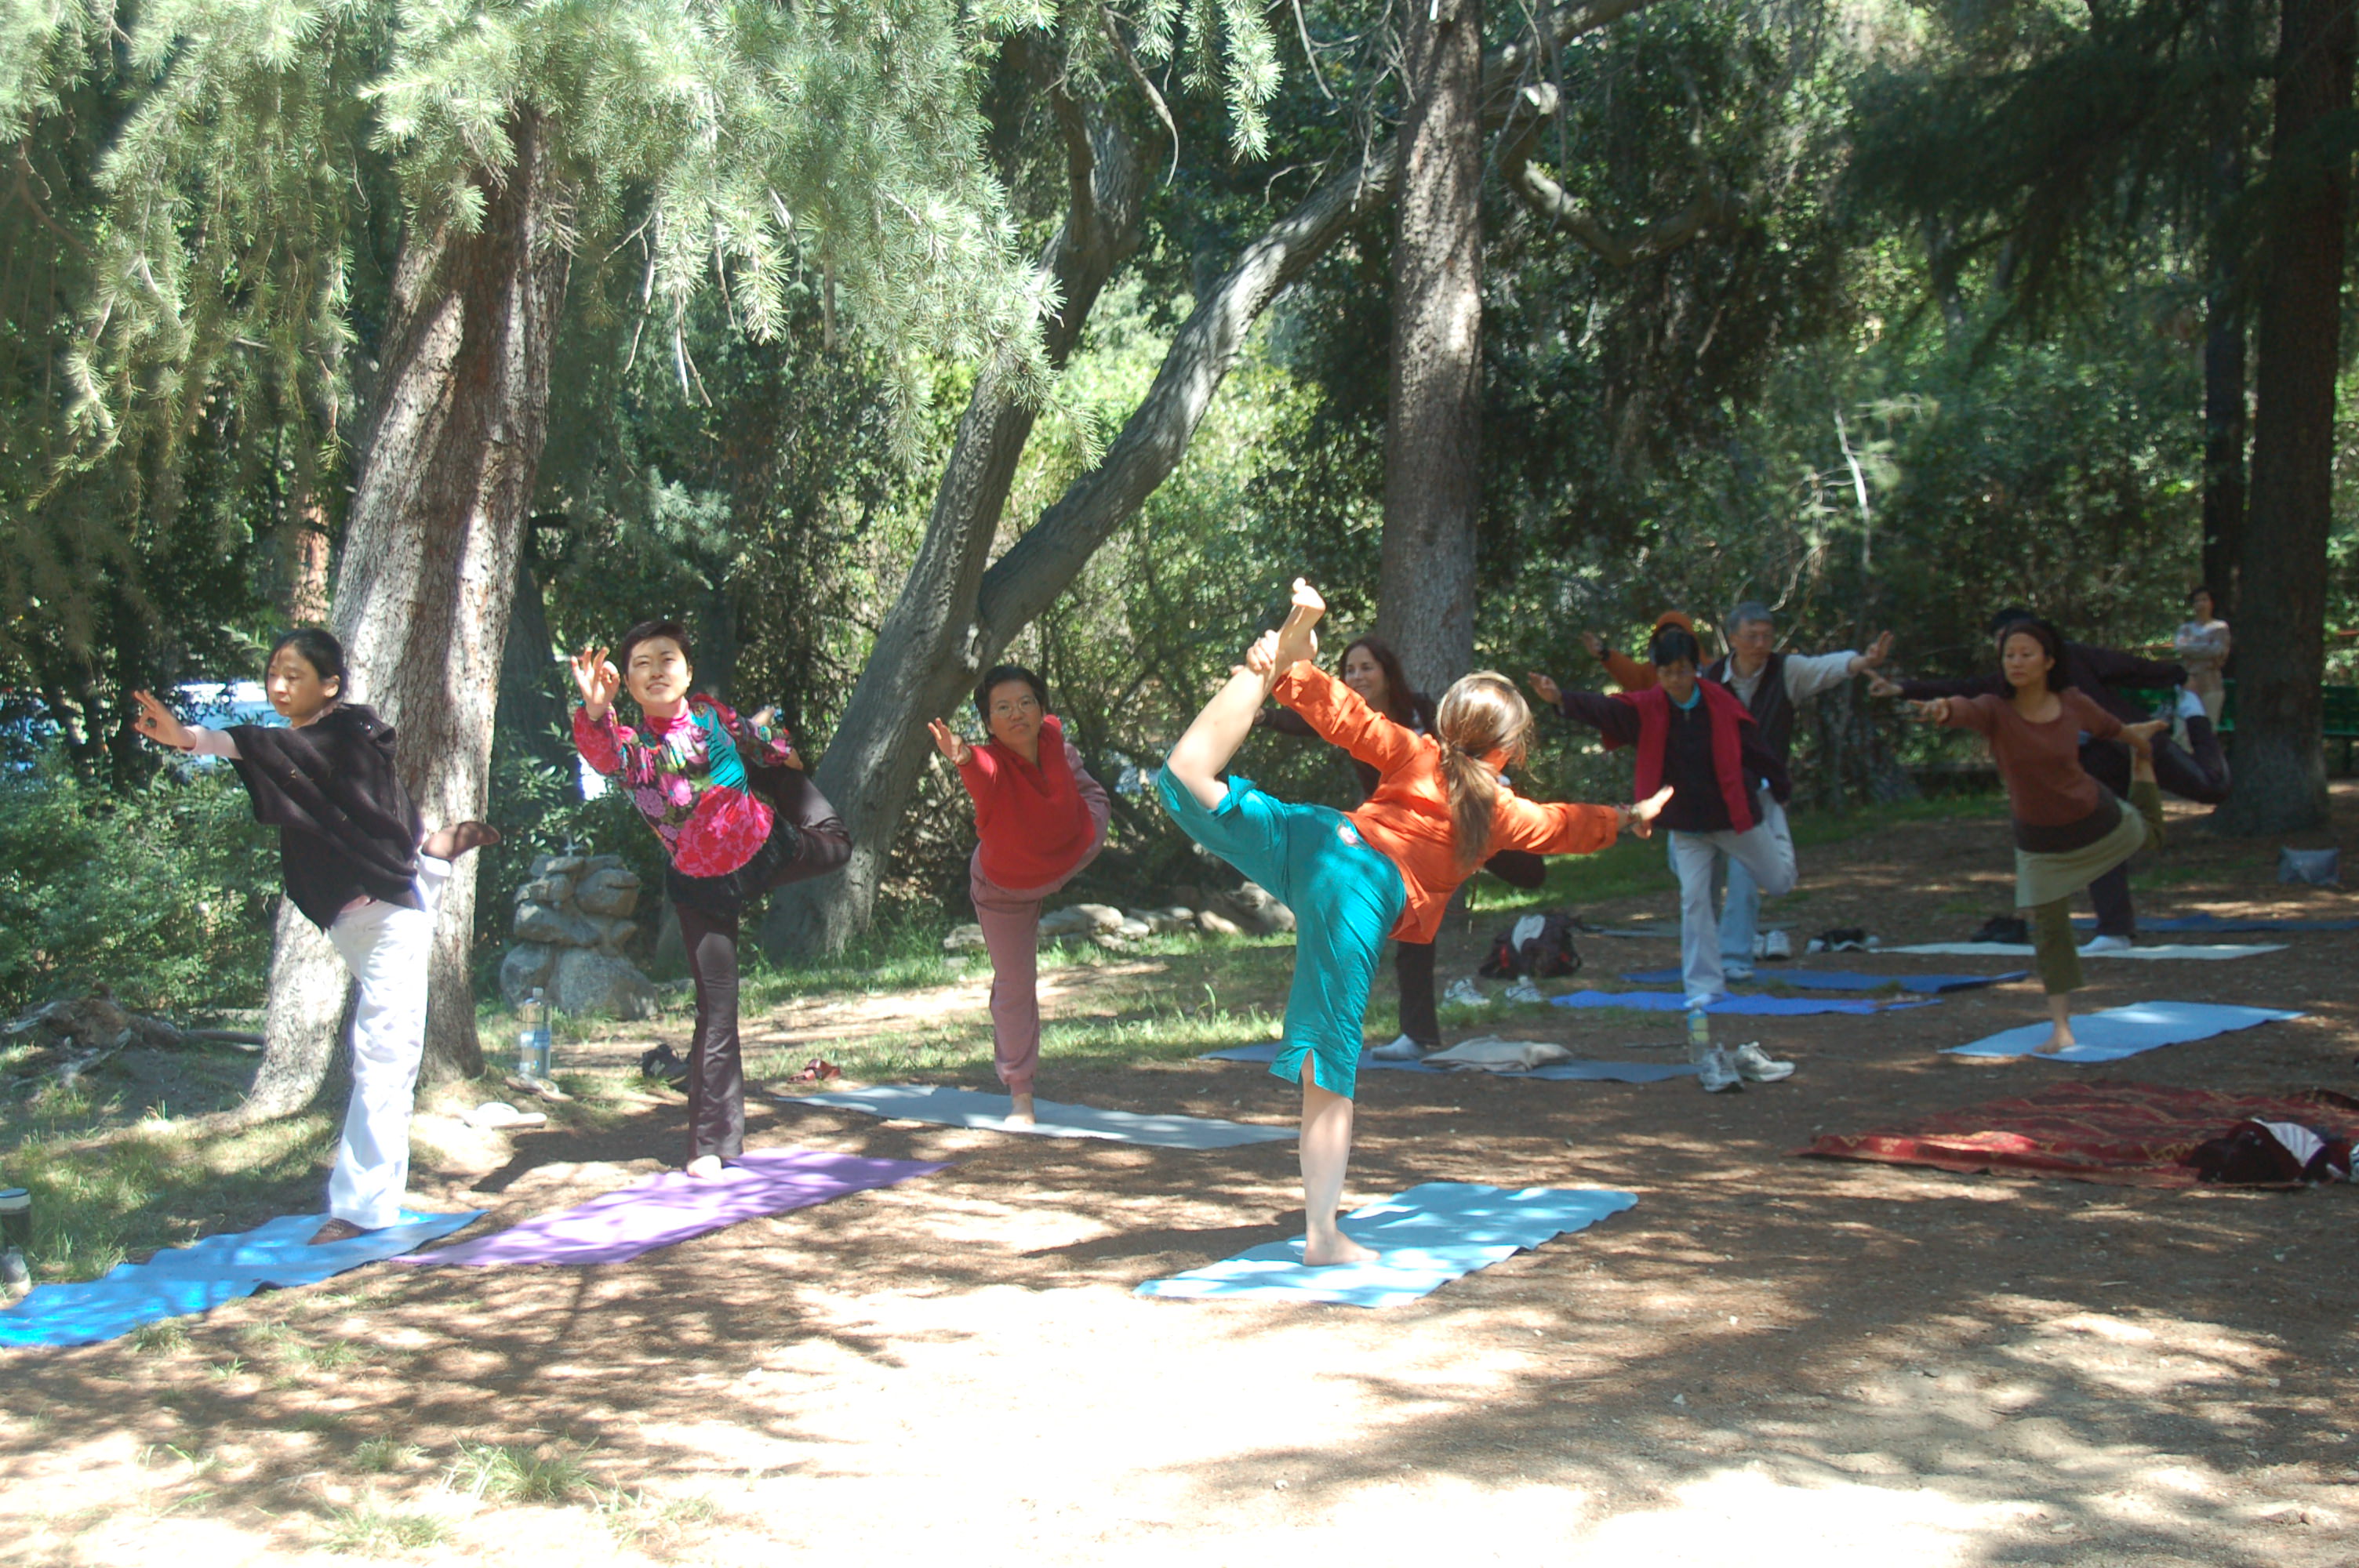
518, 989, 552, 1080
1685, 1005, 1711, 1059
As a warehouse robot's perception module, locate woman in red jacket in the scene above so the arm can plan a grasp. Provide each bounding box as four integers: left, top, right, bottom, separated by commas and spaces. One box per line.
929, 666, 1111, 1126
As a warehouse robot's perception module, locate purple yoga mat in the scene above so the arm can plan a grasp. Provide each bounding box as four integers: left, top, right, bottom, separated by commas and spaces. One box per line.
397, 1149, 946, 1268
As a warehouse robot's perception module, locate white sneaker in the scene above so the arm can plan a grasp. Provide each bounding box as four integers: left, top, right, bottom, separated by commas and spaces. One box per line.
1370, 1034, 1428, 1061
1503, 978, 1545, 1004
1443, 978, 1488, 1007
1722, 964, 1756, 984
1761, 929, 1794, 960
1696, 1047, 1745, 1093
2080, 934, 2134, 953
1728, 1041, 1794, 1082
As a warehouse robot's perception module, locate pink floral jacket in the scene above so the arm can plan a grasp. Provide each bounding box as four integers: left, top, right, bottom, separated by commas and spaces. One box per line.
572, 695, 794, 878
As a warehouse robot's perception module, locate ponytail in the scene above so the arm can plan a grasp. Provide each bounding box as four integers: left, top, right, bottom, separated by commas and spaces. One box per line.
1434, 673, 1532, 875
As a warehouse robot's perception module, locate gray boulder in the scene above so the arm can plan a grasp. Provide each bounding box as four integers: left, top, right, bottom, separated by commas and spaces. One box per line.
574, 867, 641, 917
549, 948, 660, 1020
943, 924, 987, 953
499, 944, 558, 1006
1197, 909, 1243, 937
587, 916, 639, 956
514, 902, 597, 947
1219, 881, 1296, 935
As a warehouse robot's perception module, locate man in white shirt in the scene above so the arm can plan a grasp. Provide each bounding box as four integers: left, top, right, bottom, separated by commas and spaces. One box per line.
1703, 602, 1892, 979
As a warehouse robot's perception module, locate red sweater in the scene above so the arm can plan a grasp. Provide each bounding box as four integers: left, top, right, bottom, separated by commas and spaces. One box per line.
955, 715, 1106, 890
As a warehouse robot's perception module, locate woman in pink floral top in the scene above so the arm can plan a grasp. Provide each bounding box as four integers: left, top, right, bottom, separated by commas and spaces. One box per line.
572, 619, 849, 1177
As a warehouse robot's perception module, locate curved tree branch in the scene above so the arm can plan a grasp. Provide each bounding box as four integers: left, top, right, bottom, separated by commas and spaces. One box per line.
1502, 81, 1745, 265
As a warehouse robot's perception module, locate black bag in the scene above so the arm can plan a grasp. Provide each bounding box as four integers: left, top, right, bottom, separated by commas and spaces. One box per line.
1970, 916, 2029, 945
1480, 912, 1583, 980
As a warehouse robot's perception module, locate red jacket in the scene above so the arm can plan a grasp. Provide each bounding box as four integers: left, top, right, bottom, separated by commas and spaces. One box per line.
956, 715, 1106, 890
1628, 683, 1761, 833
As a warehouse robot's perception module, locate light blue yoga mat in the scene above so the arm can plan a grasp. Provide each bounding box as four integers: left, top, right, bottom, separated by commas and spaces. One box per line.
1136, 1182, 1637, 1307
780, 1083, 1294, 1148
2072, 913, 2358, 934
1550, 989, 1933, 1016
1944, 1001, 2306, 1062
1200, 1042, 1696, 1083
0, 1210, 482, 1349
1620, 967, 2027, 995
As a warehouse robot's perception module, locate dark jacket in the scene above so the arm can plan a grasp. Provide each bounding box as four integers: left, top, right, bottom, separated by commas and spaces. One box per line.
1894, 642, 2186, 728
1554, 682, 1791, 836
227, 704, 423, 931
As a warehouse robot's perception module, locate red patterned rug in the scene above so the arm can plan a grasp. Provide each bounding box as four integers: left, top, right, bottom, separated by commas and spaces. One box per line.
1799, 1080, 2359, 1186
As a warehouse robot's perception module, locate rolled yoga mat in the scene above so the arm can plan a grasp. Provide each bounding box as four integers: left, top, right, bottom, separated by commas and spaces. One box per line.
1200, 1041, 1696, 1083
401, 1150, 943, 1268
1619, 967, 2028, 994
0, 1210, 482, 1348
1550, 989, 1934, 1016
1137, 1182, 1637, 1307
775, 1083, 1296, 1148
1943, 1001, 2306, 1063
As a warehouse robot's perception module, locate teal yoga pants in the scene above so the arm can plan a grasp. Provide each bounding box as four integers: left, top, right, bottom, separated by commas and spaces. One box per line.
1156, 767, 1407, 1098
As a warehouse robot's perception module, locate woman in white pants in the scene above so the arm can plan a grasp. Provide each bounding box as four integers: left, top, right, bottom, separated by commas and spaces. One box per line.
134, 630, 495, 1243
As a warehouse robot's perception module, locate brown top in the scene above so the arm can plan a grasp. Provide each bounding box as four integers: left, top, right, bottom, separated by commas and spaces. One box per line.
1942, 689, 2125, 826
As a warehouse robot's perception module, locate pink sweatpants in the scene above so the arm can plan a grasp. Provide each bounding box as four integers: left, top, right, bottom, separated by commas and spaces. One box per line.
969, 758, 1110, 1095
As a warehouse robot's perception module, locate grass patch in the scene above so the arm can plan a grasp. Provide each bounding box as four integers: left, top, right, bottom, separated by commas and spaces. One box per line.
596, 1486, 722, 1548
445, 1439, 594, 1504
354, 1437, 426, 1474
323, 1503, 449, 1555
129, 1319, 191, 1356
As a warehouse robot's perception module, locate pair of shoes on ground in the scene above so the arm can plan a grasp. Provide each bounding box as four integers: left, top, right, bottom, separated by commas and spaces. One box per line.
1747, 929, 1795, 960
1694, 1040, 1794, 1092
1441, 977, 1488, 1007
1501, 978, 1546, 1004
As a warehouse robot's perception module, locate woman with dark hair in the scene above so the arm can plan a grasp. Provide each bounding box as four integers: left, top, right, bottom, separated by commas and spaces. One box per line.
928, 662, 1110, 1125
1260, 634, 1546, 1061
2174, 585, 2231, 724
132, 630, 497, 1243
572, 620, 850, 1175
1163, 580, 1663, 1265
1907, 617, 2168, 1054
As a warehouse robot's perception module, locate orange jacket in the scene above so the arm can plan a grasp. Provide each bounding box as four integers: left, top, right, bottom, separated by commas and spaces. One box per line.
1274, 665, 1623, 942
1598, 610, 1697, 692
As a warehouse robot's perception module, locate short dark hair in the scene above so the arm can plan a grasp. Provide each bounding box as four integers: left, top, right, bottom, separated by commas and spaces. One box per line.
268, 628, 347, 703
1983, 605, 2036, 637
2188, 583, 2215, 606
1339, 636, 1419, 725
1993, 617, 2072, 691
974, 663, 1049, 721
1650, 626, 1703, 668
616, 619, 693, 676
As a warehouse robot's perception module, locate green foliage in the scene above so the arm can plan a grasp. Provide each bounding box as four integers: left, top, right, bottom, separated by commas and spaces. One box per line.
0, 756, 277, 1016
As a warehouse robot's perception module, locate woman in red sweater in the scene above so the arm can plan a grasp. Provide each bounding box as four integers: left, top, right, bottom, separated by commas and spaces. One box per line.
929, 666, 1111, 1126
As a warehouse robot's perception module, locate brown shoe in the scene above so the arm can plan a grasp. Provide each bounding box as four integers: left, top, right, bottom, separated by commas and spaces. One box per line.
308, 1218, 374, 1246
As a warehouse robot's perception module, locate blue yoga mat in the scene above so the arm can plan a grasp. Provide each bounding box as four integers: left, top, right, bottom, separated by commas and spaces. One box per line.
1550, 989, 1933, 1016
0, 1210, 483, 1348
1944, 1001, 2306, 1062
1200, 1042, 1696, 1083
1136, 1182, 1637, 1307
1619, 967, 2026, 995
2071, 913, 2357, 934
783, 1083, 1294, 1147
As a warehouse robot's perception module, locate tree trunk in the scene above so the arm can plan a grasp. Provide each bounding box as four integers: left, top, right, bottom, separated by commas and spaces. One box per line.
244, 113, 573, 1116
2214, 0, 2349, 835
761, 99, 1146, 958
762, 0, 1673, 957
1377, 0, 1486, 698
2201, 139, 2246, 613
495, 541, 572, 778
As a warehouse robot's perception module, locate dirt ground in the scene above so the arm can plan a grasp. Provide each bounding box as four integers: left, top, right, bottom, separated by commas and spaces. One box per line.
3, 789, 2356, 1566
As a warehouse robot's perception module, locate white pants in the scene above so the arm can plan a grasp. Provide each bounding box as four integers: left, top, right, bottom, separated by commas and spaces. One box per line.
323, 856, 449, 1229
1717, 794, 1790, 972
1670, 798, 1796, 1006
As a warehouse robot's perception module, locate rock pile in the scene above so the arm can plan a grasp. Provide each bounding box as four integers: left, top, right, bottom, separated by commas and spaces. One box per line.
942, 882, 1294, 953
500, 854, 661, 1018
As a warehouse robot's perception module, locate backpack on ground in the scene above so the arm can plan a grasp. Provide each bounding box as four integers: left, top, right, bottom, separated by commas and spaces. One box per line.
1479, 912, 1583, 980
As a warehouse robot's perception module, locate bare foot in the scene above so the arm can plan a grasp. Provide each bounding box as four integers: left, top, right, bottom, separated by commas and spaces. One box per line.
1006, 1093, 1037, 1127
2036, 1029, 2076, 1055
684, 1154, 724, 1179
1303, 1232, 1379, 1268
423, 820, 502, 859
